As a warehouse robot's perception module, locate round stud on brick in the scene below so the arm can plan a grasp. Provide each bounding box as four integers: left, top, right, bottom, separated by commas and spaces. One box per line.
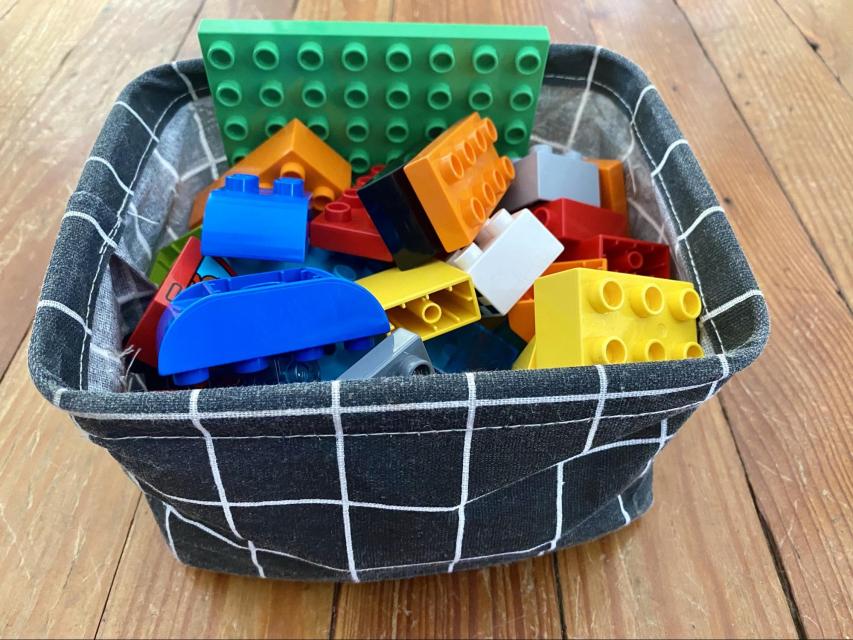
223, 115, 249, 141
264, 115, 287, 138
589, 278, 624, 313
207, 40, 235, 70
385, 117, 409, 143
630, 284, 664, 317
306, 115, 330, 140
259, 80, 284, 107
510, 85, 535, 111
590, 337, 628, 364
681, 342, 705, 359
342, 42, 368, 71
280, 161, 306, 180
349, 149, 371, 174
311, 186, 335, 211
425, 118, 447, 140
429, 44, 455, 73
480, 181, 496, 207
385, 148, 404, 164
468, 83, 494, 111
302, 80, 327, 107
456, 141, 476, 168
515, 46, 542, 75
252, 40, 280, 70
466, 196, 487, 226
427, 83, 452, 110
324, 200, 352, 223
346, 117, 370, 142
215, 80, 242, 107
440, 153, 464, 182
385, 81, 411, 109
297, 41, 324, 70
634, 339, 666, 362
386, 43, 412, 72
472, 45, 499, 74
230, 147, 250, 165
503, 119, 528, 145
668, 288, 702, 320
344, 81, 369, 108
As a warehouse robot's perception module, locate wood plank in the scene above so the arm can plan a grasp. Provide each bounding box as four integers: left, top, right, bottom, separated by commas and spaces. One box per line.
0, 335, 139, 637
558, 402, 797, 639
0, 0, 206, 381
581, 0, 853, 636
334, 558, 564, 639
0, 0, 110, 145
97, 508, 335, 639
676, 0, 853, 302
774, 0, 853, 94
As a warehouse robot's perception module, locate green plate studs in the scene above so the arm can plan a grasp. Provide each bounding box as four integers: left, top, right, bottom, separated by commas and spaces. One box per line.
297, 41, 324, 70
252, 41, 279, 70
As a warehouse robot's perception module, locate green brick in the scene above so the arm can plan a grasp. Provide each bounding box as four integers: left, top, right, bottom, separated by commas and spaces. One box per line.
148, 227, 202, 286
197, 20, 550, 172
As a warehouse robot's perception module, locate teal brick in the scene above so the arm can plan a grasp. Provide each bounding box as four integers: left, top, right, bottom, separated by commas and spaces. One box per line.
197, 20, 550, 173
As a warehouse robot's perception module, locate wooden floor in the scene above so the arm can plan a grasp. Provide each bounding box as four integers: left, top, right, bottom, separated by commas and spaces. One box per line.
1, 0, 851, 638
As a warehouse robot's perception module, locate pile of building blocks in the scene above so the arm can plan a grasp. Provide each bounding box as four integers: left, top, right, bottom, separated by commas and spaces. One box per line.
123, 19, 705, 389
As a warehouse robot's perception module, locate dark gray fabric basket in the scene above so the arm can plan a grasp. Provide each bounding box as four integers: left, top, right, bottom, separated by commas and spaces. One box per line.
28, 45, 769, 582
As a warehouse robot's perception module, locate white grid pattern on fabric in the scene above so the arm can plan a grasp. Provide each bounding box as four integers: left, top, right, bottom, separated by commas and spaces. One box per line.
155, 421, 667, 578
449, 372, 477, 573
330, 380, 359, 582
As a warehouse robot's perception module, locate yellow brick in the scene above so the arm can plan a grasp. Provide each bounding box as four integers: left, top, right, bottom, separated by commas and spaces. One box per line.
356, 261, 480, 340
534, 268, 704, 368
512, 336, 537, 370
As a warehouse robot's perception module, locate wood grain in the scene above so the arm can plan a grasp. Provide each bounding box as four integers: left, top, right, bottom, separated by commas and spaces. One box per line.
0, 335, 139, 638
676, 0, 853, 304
0, 0, 206, 381
774, 0, 853, 94
96, 509, 335, 639
558, 402, 797, 639
334, 557, 564, 639
581, 0, 853, 636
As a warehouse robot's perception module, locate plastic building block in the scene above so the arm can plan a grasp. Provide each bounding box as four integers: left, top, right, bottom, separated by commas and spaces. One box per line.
201, 174, 310, 261
356, 260, 480, 340
157, 268, 390, 385
353, 164, 385, 188
532, 198, 628, 246
512, 336, 537, 370
148, 228, 202, 286
338, 329, 434, 380
405, 113, 515, 252
587, 158, 627, 215
560, 234, 671, 278
227, 247, 386, 282
499, 145, 600, 211
426, 321, 521, 373
357, 155, 444, 270
507, 258, 607, 342
309, 188, 393, 262
446, 207, 562, 315
534, 268, 704, 369
128, 237, 235, 367
197, 19, 549, 172
189, 118, 352, 227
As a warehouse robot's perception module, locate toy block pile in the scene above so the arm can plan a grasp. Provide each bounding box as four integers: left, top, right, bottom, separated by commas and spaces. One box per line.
124, 19, 704, 389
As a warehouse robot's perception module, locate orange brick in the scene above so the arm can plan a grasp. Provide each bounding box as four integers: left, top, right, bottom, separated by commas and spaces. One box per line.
507, 258, 607, 342
587, 158, 627, 215
404, 113, 515, 252
189, 119, 351, 228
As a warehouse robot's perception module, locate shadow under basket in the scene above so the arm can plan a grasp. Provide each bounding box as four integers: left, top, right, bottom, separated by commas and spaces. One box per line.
28, 45, 769, 582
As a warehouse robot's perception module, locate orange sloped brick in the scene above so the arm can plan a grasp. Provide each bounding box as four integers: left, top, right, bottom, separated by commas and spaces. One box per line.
404, 113, 515, 252
189, 119, 351, 228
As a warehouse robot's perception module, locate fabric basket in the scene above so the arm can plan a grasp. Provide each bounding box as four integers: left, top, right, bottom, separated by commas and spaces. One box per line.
28, 44, 769, 582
